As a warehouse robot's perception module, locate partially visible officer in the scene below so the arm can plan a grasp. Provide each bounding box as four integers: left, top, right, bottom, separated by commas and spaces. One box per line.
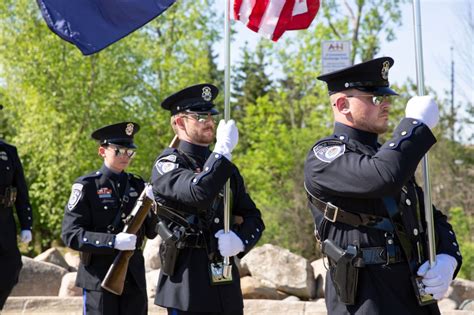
0, 104, 33, 310
304, 57, 462, 315
62, 122, 157, 315
151, 84, 265, 315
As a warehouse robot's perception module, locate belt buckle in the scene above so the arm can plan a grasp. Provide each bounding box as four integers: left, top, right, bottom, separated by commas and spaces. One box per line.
324, 202, 339, 223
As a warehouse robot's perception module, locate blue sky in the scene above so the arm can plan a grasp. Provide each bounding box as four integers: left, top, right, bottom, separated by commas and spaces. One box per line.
215, 0, 473, 143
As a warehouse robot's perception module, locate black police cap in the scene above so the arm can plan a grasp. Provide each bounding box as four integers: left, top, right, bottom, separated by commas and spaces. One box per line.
91, 122, 140, 149
317, 57, 398, 96
161, 83, 219, 115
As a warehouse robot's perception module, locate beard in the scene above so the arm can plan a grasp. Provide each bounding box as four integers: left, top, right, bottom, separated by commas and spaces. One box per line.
186, 125, 215, 145
354, 115, 389, 134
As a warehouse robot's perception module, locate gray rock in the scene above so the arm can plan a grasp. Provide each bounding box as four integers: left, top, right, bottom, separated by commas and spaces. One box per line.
449, 278, 474, 304
146, 269, 161, 299
64, 251, 80, 271
311, 258, 327, 298
58, 272, 82, 297
143, 236, 162, 271
34, 247, 70, 270
241, 276, 288, 300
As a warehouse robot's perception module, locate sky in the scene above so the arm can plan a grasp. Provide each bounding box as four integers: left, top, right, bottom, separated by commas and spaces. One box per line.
215, 0, 473, 143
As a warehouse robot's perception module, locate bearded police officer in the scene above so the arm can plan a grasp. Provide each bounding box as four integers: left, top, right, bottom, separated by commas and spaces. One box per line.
62, 122, 157, 315
304, 57, 462, 315
0, 104, 33, 310
151, 84, 265, 315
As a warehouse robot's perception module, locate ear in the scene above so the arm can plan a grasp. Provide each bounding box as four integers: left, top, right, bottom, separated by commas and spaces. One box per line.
175, 116, 186, 130
334, 96, 350, 115
98, 146, 106, 158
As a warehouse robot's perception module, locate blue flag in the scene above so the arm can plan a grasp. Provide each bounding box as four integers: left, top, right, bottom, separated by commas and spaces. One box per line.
37, 0, 177, 55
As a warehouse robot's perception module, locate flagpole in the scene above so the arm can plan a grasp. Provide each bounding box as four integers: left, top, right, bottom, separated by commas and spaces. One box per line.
222, 0, 232, 279
412, 0, 436, 268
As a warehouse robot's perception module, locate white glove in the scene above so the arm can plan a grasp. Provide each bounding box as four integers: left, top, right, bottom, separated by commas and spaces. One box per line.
214, 230, 244, 257
417, 254, 458, 300
213, 119, 239, 161
114, 232, 137, 251
20, 230, 32, 244
405, 95, 439, 129
144, 184, 154, 200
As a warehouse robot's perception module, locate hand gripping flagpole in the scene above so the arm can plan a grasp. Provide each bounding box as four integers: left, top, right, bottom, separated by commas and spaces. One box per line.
412, 0, 436, 268
411, 2, 438, 305
222, 0, 233, 280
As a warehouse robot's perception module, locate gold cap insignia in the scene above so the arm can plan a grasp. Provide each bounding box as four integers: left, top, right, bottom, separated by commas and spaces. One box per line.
125, 123, 134, 136
202, 86, 212, 102
381, 61, 390, 80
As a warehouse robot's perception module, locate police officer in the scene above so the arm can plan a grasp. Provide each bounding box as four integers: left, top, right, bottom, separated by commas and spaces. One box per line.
304, 57, 462, 315
151, 84, 265, 315
0, 104, 33, 310
62, 122, 157, 315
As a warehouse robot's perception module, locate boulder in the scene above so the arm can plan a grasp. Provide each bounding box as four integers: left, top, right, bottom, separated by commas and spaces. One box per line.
64, 251, 81, 271
311, 258, 327, 298
241, 244, 316, 299
240, 276, 288, 300
448, 278, 474, 304
58, 272, 82, 297
146, 269, 161, 299
143, 236, 162, 271
459, 299, 474, 311
34, 248, 70, 270
438, 298, 458, 311
10, 256, 68, 296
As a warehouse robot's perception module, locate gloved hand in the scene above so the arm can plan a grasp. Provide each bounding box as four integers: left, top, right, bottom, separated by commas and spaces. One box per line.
20, 230, 32, 244
405, 95, 439, 129
417, 254, 458, 300
144, 184, 154, 200
214, 230, 244, 257
114, 232, 137, 251
213, 119, 239, 161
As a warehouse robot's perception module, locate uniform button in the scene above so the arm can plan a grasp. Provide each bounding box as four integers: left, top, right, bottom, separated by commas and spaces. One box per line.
388, 239, 394, 245
406, 199, 411, 206
412, 120, 418, 124
117, 183, 120, 187
27, 207, 31, 211
251, 234, 255, 239
453, 242, 458, 247
256, 228, 260, 232
83, 237, 88, 242
449, 231, 454, 235
104, 206, 108, 210
28, 216, 31, 220
205, 167, 209, 171
389, 143, 395, 147
215, 154, 220, 158
401, 131, 407, 136
95, 240, 100, 245
456, 251, 461, 256
214, 218, 220, 224
245, 240, 249, 244
108, 241, 113, 246
6, 166, 10, 170
339, 136, 345, 140
192, 178, 197, 183
413, 228, 418, 236
96, 171, 100, 174
121, 213, 126, 218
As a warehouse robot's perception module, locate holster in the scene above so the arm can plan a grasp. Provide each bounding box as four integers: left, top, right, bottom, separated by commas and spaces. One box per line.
322, 239, 360, 305
80, 252, 92, 266
156, 220, 183, 276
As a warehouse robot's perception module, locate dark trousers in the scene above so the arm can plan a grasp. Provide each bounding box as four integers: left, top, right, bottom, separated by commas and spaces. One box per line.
0, 287, 13, 310
83, 280, 147, 315
167, 309, 243, 315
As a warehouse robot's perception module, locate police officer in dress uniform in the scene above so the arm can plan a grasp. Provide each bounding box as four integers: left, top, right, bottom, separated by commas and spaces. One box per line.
62, 122, 157, 315
0, 104, 33, 310
150, 84, 265, 315
304, 57, 462, 315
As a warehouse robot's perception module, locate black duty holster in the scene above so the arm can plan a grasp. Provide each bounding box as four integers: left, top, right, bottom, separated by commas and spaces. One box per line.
156, 220, 184, 276
322, 239, 360, 305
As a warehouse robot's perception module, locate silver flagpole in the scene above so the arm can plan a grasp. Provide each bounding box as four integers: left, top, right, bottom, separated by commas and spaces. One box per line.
412, 0, 436, 267
222, 0, 232, 279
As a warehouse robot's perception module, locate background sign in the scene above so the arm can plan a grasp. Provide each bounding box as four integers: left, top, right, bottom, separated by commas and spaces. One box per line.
321, 40, 352, 74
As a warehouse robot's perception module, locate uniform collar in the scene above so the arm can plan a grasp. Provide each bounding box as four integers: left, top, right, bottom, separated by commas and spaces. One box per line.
334, 122, 379, 148
178, 140, 211, 166
100, 164, 125, 182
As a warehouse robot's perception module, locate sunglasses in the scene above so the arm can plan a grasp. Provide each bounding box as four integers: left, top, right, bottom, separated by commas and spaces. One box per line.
182, 111, 220, 123
107, 146, 136, 158
345, 95, 394, 106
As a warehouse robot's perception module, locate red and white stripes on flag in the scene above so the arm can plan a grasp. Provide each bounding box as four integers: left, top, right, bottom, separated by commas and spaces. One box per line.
234, 0, 320, 41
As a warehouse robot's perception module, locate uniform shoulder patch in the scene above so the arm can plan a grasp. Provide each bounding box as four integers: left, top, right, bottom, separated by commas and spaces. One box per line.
155, 154, 179, 175
313, 140, 345, 163
67, 183, 84, 211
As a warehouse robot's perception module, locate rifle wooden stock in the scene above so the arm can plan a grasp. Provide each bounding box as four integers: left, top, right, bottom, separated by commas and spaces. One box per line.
101, 189, 153, 295
169, 134, 179, 148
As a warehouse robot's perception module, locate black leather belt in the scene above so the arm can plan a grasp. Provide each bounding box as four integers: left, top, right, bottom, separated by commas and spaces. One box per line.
358, 245, 405, 265
180, 233, 206, 249
306, 192, 394, 233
